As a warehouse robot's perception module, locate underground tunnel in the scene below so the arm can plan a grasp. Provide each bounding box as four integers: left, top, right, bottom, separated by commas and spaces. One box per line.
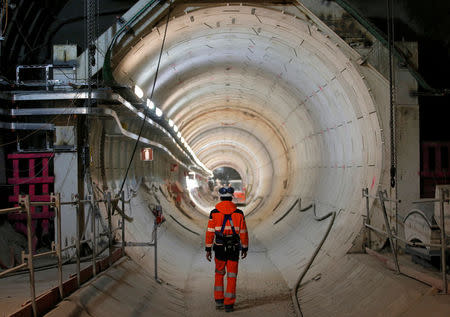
1, 1, 449, 316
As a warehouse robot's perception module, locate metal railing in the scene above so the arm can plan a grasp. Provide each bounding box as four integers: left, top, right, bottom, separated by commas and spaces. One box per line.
0, 188, 163, 316
362, 188, 449, 294
0, 194, 61, 316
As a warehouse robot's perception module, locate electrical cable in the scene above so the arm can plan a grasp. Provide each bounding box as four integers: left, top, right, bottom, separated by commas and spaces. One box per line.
2, 0, 7, 35
118, 5, 171, 196
291, 207, 336, 317
387, 0, 396, 189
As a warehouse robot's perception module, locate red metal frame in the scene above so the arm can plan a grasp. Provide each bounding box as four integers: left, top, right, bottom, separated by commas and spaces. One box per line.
7, 153, 55, 252
420, 142, 450, 198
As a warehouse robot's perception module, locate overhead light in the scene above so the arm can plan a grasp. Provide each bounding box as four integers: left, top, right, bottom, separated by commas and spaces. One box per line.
134, 85, 144, 98
173, 125, 179, 133
146, 99, 155, 109
181, 137, 185, 143
155, 107, 163, 117
177, 131, 181, 138
168, 119, 174, 127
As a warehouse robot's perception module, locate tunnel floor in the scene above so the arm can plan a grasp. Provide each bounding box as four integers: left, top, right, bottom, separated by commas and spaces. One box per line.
45, 239, 296, 316
41, 249, 450, 317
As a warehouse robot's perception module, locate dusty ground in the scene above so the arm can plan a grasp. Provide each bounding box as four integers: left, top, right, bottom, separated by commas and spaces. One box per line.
43, 243, 295, 317
184, 243, 295, 316
1, 246, 448, 316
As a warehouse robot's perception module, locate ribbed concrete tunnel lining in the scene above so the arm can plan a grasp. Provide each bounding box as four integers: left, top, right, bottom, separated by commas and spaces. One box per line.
113, 5, 382, 217
78, 4, 417, 316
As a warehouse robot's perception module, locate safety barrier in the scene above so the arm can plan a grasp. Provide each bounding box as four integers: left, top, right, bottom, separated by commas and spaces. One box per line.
362, 188, 449, 294
0, 190, 163, 316
7, 152, 55, 252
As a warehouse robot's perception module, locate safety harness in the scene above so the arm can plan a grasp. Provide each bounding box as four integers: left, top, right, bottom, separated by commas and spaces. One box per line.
215, 211, 240, 250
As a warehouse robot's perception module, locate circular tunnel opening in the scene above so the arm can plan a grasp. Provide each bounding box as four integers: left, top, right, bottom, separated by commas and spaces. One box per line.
212, 166, 246, 205
95, 5, 391, 314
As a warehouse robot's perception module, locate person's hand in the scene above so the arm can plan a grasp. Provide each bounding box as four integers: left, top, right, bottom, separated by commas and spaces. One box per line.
206, 251, 212, 262
241, 251, 247, 259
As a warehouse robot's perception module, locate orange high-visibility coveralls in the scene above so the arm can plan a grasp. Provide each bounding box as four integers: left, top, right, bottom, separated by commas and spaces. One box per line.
205, 200, 249, 306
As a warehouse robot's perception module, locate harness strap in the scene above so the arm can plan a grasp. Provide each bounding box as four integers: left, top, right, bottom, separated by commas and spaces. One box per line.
220, 213, 237, 235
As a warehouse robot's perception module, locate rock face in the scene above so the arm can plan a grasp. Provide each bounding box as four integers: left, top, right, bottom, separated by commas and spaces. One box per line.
0, 220, 27, 268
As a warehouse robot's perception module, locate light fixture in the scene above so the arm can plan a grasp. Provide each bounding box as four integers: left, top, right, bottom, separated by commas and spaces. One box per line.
173, 125, 179, 133
181, 137, 185, 143
134, 85, 144, 98
177, 131, 181, 138
168, 119, 174, 127
146, 99, 155, 109
155, 107, 163, 117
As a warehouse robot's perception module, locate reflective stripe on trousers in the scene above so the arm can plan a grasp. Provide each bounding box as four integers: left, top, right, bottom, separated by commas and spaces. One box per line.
214, 258, 238, 306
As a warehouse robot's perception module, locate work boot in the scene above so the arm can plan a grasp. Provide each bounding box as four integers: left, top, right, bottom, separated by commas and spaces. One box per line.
215, 299, 224, 310
224, 304, 234, 312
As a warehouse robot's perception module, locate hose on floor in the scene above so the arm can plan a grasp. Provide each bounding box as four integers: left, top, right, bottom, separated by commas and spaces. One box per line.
291, 203, 337, 317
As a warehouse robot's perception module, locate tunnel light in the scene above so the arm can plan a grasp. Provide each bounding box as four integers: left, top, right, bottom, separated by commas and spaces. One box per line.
168, 119, 174, 127
186, 176, 199, 190
173, 124, 179, 133
146, 99, 155, 109
155, 107, 163, 117
134, 85, 144, 98
177, 131, 182, 138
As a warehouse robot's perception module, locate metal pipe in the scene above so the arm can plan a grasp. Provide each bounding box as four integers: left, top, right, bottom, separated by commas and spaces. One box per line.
154, 221, 158, 281
378, 190, 400, 273
75, 203, 81, 287
122, 242, 155, 247
363, 188, 371, 248
107, 192, 113, 267
22, 195, 37, 317
362, 192, 401, 203
54, 193, 63, 299
364, 223, 449, 249
29, 201, 56, 207
121, 191, 125, 254
412, 198, 450, 204
439, 188, 448, 294
31, 250, 57, 259
91, 195, 97, 276
0, 206, 22, 214
0, 263, 28, 278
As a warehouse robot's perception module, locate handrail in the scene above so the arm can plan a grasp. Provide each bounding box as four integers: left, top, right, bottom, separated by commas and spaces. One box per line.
0, 190, 140, 316
363, 187, 448, 294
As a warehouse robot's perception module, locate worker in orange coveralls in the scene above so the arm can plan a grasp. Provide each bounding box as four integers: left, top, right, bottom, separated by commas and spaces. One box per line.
205, 187, 249, 312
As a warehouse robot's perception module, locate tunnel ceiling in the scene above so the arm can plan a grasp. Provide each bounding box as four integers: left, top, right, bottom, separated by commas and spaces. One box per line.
112, 4, 383, 218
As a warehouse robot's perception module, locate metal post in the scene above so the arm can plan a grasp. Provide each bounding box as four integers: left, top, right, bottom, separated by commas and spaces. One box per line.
439, 188, 448, 294
379, 190, 400, 273
107, 192, 113, 266
363, 188, 371, 248
75, 200, 81, 287
91, 195, 96, 276
154, 220, 158, 281
54, 193, 63, 299
21, 195, 37, 317
121, 191, 125, 254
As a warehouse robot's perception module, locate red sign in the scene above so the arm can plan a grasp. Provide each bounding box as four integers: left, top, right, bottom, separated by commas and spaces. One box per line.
141, 148, 153, 161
